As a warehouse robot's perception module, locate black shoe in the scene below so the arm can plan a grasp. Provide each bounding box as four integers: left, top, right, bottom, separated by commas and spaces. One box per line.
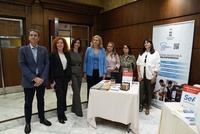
63, 115, 67, 121
139, 105, 143, 112
71, 109, 75, 113
58, 118, 65, 124
76, 113, 83, 117
40, 119, 52, 126
24, 124, 31, 134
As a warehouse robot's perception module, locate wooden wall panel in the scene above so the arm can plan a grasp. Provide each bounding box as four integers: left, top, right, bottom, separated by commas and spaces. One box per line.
190, 49, 200, 85
48, 10, 94, 25
0, 20, 21, 36
102, 15, 200, 50
0, 2, 25, 17
43, 8, 50, 52
0, 0, 101, 88
31, 3, 44, 25
101, 0, 200, 29
33, 25, 46, 48
24, 5, 32, 45
102, 23, 155, 49
1, 48, 21, 86
100, 0, 200, 84
72, 26, 88, 39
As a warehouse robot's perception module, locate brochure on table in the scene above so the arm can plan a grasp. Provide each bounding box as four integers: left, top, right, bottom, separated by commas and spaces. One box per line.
174, 107, 195, 125
172, 84, 200, 126
122, 72, 133, 87
110, 84, 121, 91
180, 84, 200, 109
91, 80, 111, 91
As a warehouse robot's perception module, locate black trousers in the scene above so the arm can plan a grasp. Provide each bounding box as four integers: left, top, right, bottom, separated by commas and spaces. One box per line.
86, 69, 102, 100
24, 86, 45, 124
55, 77, 69, 117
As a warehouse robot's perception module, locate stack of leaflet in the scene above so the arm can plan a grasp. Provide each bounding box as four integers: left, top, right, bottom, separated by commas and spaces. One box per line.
92, 80, 110, 91
91, 83, 103, 90
174, 107, 195, 125
110, 83, 120, 91
99, 80, 110, 91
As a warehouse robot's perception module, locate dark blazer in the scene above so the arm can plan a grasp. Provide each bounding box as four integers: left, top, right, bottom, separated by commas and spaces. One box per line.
18, 45, 49, 88
49, 52, 72, 83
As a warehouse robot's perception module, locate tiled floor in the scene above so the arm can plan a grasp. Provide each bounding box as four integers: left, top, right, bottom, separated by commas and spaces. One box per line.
0, 83, 87, 121
0, 82, 161, 134
0, 106, 161, 134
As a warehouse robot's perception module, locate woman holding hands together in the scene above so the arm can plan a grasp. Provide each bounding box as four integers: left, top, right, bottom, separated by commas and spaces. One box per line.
136, 39, 160, 115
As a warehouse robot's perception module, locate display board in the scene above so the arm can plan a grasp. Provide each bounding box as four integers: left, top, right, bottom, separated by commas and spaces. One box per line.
152, 20, 195, 108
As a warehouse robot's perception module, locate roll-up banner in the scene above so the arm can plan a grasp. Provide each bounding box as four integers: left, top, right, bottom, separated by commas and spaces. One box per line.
152, 20, 195, 108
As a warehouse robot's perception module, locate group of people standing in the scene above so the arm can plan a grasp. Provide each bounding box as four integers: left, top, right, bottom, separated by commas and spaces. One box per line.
84, 36, 161, 117
49, 37, 83, 125
19, 29, 160, 134
83, 35, 137, 100
19, 29, 83, 133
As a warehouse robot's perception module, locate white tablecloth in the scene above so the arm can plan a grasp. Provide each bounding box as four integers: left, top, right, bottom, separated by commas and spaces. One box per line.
87, 82, 139, 134
158, 102, 198, 134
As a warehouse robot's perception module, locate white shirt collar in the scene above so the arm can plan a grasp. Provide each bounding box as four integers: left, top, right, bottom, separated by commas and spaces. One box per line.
30, 44, 38, 49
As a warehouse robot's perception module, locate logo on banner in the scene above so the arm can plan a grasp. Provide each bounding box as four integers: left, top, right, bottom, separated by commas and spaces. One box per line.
160, 42, 171, 51
167, 28, 174, 40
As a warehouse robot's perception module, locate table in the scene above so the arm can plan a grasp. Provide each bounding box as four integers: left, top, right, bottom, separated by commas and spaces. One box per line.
158, 102, 198, 134
87, 81, 139, 134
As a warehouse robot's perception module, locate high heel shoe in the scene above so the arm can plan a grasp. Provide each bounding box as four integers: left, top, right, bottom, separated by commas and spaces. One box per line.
63, 115, 67, 121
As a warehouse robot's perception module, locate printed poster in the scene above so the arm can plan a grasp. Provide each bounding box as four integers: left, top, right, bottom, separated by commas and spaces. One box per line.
152, 20, 195, 108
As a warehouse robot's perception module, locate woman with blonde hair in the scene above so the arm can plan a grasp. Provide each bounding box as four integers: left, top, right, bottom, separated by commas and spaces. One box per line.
83, 35, 107, 100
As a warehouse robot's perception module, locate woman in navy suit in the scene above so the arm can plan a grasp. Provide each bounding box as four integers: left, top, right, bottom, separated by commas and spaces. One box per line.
83, 35, 107, 100
49, 37, 72, 124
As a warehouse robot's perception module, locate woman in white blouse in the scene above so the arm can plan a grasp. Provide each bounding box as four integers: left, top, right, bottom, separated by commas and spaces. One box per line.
49, 37, 72, 124
136, 39, 160, 115
105, 42, 120, 79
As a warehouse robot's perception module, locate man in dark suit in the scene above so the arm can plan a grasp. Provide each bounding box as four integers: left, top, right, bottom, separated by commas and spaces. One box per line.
19, 29, 51, 134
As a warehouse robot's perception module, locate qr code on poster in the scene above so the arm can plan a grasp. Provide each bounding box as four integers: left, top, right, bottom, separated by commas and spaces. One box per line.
174, 43, 179, 49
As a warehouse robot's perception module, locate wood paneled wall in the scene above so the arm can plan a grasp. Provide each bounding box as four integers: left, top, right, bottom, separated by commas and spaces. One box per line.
100, 0, 200, 85
0, 0, 102, 50
1, 0, 200, 85
0, 0, 102, 87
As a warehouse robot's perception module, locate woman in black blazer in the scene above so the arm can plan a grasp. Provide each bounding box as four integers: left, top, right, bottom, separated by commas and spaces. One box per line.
49, 37, 72, 124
